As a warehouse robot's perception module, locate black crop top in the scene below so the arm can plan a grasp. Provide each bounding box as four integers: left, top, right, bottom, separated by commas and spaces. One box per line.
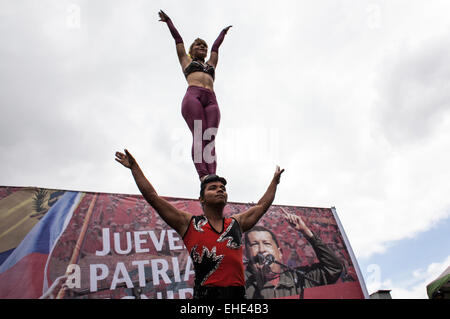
184, 60, 215, 80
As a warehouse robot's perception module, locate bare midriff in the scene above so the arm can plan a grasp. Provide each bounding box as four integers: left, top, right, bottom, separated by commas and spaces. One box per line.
186, 72, 214, 92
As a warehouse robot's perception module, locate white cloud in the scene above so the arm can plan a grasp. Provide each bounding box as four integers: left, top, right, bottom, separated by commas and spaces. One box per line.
339, 30, 450, 258
368, 255, 450, 299
373, 34, 450, 144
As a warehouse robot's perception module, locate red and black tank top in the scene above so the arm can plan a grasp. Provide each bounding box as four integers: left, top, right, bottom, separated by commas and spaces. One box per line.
182, 215, 244, 287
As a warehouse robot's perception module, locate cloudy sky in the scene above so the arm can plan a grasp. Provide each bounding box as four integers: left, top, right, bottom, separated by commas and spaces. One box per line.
1, 0, 449, 298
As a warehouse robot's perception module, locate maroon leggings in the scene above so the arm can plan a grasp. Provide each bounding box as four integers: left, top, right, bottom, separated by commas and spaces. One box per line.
181, 86, 220, 179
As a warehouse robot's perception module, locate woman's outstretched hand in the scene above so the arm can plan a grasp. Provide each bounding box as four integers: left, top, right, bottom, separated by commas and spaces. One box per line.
115, 149, 137, 169
158, 10, 170, 22
223, 25, 232, 34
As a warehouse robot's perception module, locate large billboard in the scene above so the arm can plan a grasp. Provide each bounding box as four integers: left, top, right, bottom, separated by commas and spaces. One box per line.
0, 186, 368, 299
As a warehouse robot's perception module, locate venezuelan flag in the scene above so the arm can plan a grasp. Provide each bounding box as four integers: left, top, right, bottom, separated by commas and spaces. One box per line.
0, 188, 82, 298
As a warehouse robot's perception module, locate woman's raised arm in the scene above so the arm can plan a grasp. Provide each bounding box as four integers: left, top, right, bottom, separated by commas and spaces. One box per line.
158, 10, 190, 69
208, 25, 232, 68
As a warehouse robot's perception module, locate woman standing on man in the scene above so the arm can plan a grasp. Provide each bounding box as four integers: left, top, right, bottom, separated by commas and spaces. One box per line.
158, 10, 232, 181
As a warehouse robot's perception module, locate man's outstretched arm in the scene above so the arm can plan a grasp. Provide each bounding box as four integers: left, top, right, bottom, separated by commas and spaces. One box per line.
234, 166, 285, 232
282, 209, 343, 286
115, 149, 192, 236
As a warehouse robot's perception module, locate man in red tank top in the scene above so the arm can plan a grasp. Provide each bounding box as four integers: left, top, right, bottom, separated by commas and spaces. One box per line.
115, 149, 285, 299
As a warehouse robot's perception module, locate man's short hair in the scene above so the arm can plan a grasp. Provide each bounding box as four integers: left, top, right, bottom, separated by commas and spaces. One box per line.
200, 174, 227, 198
245, 225, 280, 248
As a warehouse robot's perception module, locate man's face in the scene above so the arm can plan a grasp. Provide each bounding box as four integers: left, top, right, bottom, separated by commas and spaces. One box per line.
247, 231, 283, 273
200, 181, 227, 206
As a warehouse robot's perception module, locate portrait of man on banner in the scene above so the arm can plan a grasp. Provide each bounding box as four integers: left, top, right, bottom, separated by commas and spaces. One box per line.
244, 208, 345, 299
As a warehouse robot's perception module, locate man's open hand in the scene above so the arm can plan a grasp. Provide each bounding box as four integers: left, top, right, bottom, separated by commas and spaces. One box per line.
281, 208, 313, 238
115, 149, 137, 169
274, 165, 285, 184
